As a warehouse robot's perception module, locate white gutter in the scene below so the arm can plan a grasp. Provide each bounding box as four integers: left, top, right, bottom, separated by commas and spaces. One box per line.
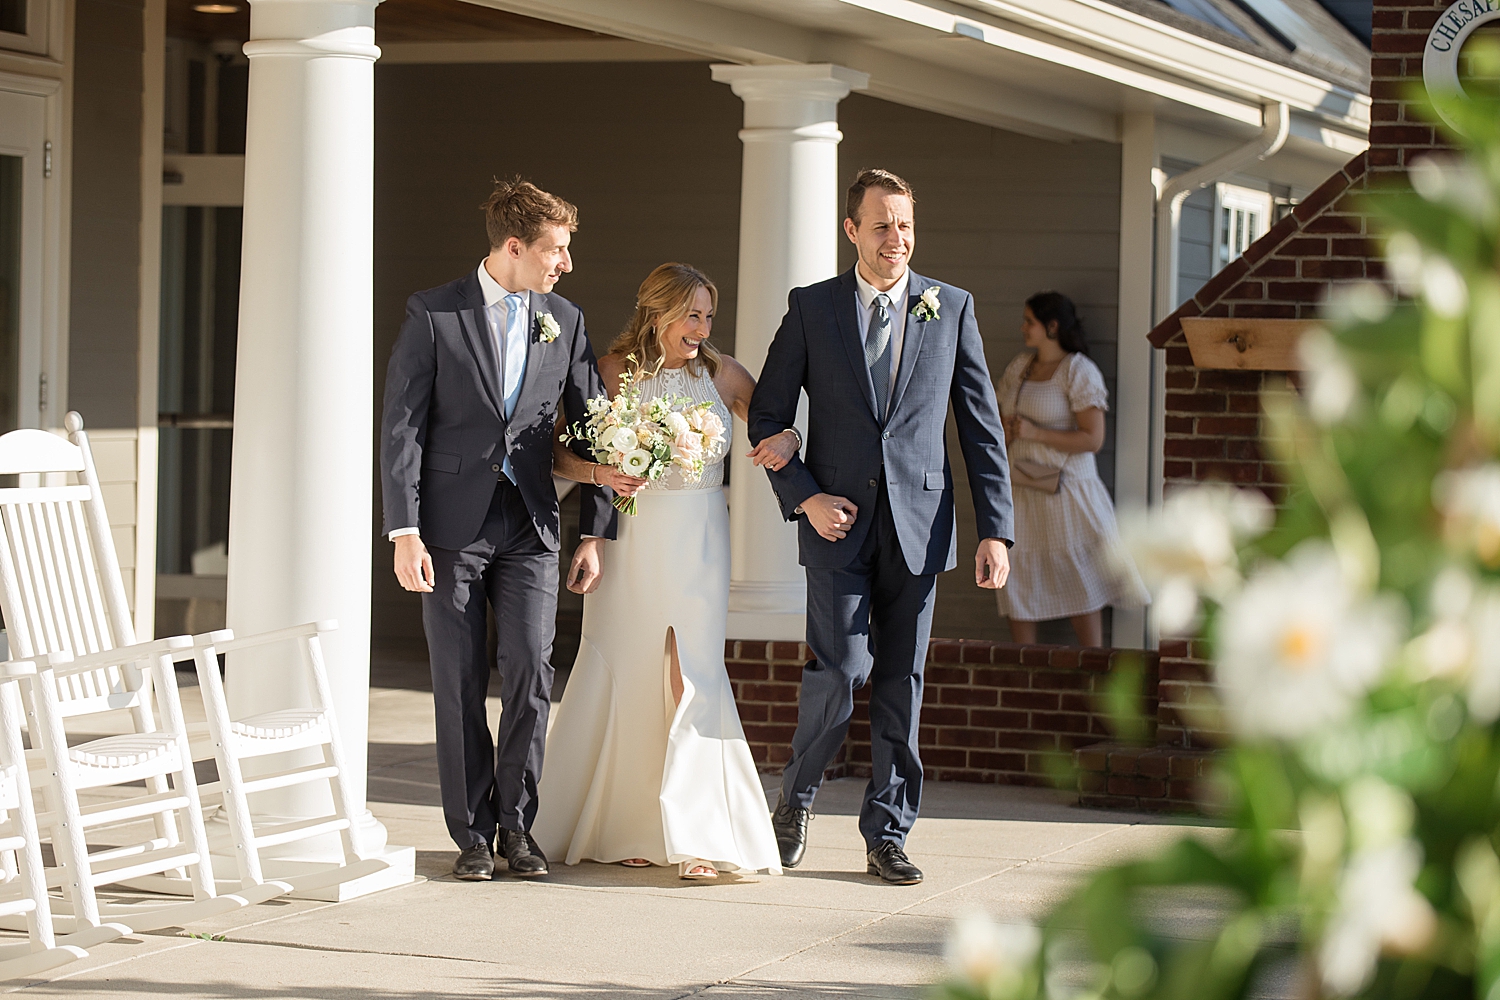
1154, 101, 1289, 325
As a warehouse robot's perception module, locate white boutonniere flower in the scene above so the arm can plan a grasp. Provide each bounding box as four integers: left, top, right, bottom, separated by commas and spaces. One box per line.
912, 285, 942, 322
536, 312, 561, 343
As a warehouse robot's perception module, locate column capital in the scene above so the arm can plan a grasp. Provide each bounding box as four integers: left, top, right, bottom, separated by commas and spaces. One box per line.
711, 63, 868, 129
246, 0, 379, 52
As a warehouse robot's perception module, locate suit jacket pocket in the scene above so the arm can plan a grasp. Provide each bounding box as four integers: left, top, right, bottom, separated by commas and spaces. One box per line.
924, 470, 951, 490
423, 451, 462, 475
807, 463, 837, 489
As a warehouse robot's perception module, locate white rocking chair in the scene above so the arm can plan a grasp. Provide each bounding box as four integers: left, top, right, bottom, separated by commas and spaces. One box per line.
188, 622, 385, 894
0, 658, 126, 978
0, 416, 285, 933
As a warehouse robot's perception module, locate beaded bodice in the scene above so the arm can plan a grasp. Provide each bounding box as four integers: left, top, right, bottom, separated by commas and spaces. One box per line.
632, 364, 731, 492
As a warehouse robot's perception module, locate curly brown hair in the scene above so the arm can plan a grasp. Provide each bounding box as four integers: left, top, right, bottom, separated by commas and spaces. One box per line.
608, 263, 722, 379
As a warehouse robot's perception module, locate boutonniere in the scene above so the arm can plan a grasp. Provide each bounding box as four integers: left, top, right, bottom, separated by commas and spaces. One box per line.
912, 285, 941, 322
536, 312, 561, 344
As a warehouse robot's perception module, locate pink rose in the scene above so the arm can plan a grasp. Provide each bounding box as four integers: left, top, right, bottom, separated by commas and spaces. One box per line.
699, 411, 725, 443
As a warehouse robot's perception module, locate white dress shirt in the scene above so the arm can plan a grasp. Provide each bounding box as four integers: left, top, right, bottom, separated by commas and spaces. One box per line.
388, 261, 529, 541
854, 267, 910, 390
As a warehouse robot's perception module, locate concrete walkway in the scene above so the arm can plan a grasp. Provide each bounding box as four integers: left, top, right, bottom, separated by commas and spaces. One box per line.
3, 663, 1214, 999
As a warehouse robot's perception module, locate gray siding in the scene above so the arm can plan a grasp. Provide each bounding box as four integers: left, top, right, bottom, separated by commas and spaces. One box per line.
69, 0, 144, 428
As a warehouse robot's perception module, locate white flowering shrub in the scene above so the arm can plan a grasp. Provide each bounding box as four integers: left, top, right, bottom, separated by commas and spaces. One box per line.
936, 66, 1500, 1000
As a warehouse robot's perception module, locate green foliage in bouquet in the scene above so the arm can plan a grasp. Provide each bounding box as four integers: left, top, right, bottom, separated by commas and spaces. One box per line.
936, 58, 1500, 1000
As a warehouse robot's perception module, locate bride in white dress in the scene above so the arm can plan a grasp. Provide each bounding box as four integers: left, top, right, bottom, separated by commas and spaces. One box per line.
533, 263, 799, 879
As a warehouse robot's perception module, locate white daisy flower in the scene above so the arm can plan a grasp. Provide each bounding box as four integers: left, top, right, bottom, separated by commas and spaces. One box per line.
1215, 542, 1399, 740
1298, 328, 1360, 426
1320, 840, 1436, 996
1118, 485, 1273, 633
1434, 464, 1500, 569
945, 913, 1039, 996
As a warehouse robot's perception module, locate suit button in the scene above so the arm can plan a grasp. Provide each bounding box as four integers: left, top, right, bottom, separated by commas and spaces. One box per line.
491, 464, 501, 472
868, 479, 878, 489
882, 431, 890, 440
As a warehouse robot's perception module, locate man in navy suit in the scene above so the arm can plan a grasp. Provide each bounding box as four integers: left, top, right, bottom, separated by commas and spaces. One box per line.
748, 168, 1014, 884
380, 180, 617, 882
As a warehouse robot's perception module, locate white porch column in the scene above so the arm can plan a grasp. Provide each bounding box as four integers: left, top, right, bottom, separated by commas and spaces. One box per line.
224, 0, 411, 897
1111, 111, 1156, 649
712, 63, 868, 642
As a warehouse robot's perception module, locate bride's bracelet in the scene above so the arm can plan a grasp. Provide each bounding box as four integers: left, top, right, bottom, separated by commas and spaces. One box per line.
590, 463, 601, 486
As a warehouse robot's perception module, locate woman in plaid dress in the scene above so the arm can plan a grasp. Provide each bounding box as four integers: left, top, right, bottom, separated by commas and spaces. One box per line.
995, 292, 1148, 646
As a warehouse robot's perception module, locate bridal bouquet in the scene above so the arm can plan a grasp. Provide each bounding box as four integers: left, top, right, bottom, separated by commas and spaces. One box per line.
561, 358, 726, 515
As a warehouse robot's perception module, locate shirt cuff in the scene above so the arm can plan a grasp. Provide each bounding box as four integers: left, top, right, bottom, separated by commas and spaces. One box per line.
580, 534, 604, 540
388, 527, 420, 540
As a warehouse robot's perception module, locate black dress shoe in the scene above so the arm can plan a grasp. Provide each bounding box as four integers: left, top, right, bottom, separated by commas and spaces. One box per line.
500, 829, 548, 877
866, 841, 923, 885
771, 796, 812, 869
452, 843, 494, 881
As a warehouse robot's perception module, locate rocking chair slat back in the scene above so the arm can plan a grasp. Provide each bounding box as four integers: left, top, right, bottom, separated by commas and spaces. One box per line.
0, 422, 142, 715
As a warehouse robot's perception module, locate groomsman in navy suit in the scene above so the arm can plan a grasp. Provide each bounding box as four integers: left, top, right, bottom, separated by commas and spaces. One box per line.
748, 168, 1014, 884
380, 180, 616, 882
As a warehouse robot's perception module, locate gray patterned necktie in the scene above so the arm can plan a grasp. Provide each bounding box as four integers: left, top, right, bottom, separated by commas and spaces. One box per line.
867, 293, 893, 416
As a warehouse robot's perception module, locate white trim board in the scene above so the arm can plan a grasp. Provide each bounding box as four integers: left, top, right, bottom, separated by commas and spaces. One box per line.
377, 39, 705, 64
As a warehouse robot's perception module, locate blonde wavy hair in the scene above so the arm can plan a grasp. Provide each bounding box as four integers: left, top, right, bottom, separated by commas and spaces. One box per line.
609, 263, 722, 378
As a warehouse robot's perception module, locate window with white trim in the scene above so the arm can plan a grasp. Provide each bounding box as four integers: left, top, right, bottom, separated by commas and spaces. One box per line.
1215, 183, 1273, 270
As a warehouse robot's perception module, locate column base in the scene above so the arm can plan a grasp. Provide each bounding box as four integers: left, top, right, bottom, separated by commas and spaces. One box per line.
726, 609, 805, 642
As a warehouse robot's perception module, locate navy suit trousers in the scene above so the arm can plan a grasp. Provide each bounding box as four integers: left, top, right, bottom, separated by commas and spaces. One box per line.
779, 477, 937, 848
422, 480, 558, 848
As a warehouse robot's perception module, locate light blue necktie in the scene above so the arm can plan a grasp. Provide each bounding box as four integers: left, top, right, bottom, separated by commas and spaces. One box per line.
498, 292, 528, 481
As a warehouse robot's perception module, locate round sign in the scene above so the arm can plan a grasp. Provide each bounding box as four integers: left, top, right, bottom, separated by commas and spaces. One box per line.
1424, 0, 1500, 129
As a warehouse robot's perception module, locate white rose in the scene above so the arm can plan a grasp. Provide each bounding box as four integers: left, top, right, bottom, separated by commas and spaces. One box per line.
665, 411, 690, 436
621, 449, 652, 477
611, 427, 638, 454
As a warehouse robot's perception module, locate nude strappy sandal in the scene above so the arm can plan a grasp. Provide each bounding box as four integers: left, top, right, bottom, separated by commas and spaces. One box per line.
678, 859, 718, 880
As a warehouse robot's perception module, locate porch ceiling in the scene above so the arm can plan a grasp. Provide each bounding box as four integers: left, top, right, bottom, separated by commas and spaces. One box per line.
460, 0, 1369, 147
167, 0, 600, 46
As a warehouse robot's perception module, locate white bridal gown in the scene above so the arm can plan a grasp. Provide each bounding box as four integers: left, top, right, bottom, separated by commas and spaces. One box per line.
532, 364, 783, 875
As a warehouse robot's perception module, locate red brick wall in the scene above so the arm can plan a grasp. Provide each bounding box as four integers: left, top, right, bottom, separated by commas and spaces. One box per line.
1370, 0, 1459, 177
724, 639, 1159, 786
1155, 638, 1223, 748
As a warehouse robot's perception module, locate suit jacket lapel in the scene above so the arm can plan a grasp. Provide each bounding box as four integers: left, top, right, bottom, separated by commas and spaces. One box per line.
456, 274, 505, 422
832, 269, 879, 420
516, 291, 550, 406
888, 271, 931, 419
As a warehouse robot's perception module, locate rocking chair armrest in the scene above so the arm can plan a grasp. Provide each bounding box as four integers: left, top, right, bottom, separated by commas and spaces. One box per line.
42, 635, 195, 676
0, 659, 38, 682
199, 619, 339, 655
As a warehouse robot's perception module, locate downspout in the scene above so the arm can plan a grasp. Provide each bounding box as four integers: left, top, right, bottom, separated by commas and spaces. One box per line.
1153, 101, 1290, 326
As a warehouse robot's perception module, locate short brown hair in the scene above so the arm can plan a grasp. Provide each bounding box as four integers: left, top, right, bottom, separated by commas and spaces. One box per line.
845, 168, 915, 224
482, 177, 578, 249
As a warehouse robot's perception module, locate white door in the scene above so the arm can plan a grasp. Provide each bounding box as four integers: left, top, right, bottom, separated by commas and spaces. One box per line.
0, 87, 45, 436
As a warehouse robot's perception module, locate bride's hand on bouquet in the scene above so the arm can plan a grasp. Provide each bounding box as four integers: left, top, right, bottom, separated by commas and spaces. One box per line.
747, 429, 799, 472
598, 465, 648, 497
